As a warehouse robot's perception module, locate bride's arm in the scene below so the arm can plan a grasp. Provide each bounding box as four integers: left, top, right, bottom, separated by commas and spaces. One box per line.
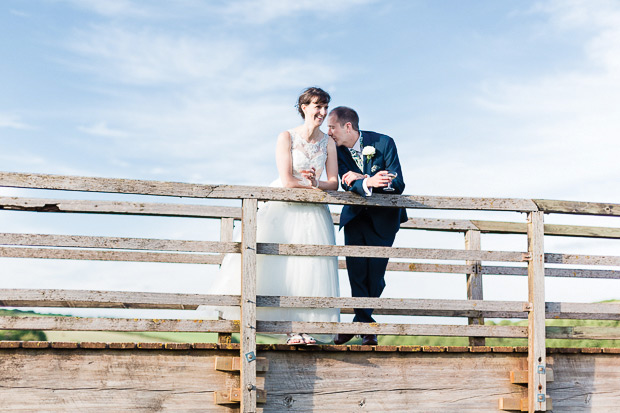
317, 137, 339, 191
276, 131, 313, 188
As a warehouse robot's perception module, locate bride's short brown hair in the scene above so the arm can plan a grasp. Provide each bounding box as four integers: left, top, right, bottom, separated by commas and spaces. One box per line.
297, 87, 330, 119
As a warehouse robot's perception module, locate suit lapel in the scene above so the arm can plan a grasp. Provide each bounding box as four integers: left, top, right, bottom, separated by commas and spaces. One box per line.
361, 132, 377, 175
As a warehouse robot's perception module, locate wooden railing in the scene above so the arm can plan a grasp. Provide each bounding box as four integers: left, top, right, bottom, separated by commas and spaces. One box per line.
1, 171, 620, 412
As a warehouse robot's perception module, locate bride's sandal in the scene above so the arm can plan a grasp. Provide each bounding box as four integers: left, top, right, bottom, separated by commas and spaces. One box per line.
301, 333, 317, 345
286, 333, 305, 345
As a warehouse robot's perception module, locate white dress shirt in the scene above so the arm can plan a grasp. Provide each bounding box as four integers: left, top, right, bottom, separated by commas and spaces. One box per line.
352, 132, 373, 197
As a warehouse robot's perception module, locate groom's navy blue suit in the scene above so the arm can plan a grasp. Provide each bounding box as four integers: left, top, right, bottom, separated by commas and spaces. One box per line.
337, 130, 407, 323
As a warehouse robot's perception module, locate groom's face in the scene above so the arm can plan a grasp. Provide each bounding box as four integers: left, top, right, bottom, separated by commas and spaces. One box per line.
327, 114, 352, 148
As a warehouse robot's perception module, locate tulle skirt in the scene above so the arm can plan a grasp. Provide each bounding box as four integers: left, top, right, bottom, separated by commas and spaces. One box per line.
198, 193, 340, 341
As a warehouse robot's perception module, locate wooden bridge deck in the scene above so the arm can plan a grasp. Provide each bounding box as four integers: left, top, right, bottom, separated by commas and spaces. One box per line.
0, 341, 618, 412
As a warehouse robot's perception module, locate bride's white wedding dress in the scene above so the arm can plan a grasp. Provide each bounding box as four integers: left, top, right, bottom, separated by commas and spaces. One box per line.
199, 131, 340, 336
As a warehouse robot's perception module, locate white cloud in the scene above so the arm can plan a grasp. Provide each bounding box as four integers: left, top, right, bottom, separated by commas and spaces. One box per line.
0, 114, 32, 130
78, 121, 131, 138
463, 1, 620, 202
56, 0, 155, 18
219, 0, 377, 24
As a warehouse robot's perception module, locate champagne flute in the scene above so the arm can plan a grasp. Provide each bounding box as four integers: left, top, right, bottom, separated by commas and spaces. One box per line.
384, 171, 397, 192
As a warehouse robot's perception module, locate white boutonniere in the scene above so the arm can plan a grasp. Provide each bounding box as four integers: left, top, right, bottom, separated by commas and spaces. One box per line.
371, 165, 379, 173
362, 146, 376, 164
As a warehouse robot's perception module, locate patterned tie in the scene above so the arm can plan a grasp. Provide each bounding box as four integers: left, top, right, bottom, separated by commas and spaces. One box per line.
349, 148, 363, 171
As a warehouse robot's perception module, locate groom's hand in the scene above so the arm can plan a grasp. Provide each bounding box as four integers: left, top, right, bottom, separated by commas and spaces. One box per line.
367, 171, 391, 188
342, 171, 366, 186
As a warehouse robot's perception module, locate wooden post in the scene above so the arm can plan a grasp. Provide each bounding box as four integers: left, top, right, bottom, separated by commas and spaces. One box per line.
240, 199, 258, 413
527, 211, 546, 412
465, 229, 485, 346
217, 217, 235, 344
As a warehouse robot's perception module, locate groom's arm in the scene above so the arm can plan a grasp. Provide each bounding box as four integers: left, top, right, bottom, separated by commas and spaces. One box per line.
376, 137, 405, 194
339, 159, 369, 196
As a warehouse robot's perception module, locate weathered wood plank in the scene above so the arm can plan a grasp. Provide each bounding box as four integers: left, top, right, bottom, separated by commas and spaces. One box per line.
240, 198, 258, 411
0, 196, 242, 218
258, 243, 526, 262
257, 321, 528, 338
527, 211, 547, 411
0, 246, 224, 264
482, 265, 620, 279
545, 253, 620, 266
3, 289, 617, 320
0, 172, 539, 211
510, 369, 554, 384
0, 348, 619, 411
214, 356, 269, 372
257, 296, 527, 313
534, 199, 620, 217
0, 289, 239, 309
0, 316, 239, 332
465, 229, 484, 346
546, 326, 620, 340
0, 233, 240, 253
545, 302, 620, 320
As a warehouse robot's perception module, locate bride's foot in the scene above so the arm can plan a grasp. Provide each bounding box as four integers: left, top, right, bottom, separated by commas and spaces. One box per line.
301, 333, 316, 345
286, 333, 305, 345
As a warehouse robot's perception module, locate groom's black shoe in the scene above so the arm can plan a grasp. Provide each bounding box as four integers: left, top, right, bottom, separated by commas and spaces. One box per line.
334, 333, 355, 345
362, 334, 378, 346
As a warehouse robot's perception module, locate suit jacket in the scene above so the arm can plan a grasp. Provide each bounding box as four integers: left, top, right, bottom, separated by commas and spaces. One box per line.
337, 130, 408, 239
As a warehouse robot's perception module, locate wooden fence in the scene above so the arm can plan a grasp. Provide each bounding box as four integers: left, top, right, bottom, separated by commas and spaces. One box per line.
1, 171, 619, 412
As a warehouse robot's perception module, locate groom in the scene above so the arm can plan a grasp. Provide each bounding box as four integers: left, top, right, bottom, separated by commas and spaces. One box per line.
327, 106, 407, 346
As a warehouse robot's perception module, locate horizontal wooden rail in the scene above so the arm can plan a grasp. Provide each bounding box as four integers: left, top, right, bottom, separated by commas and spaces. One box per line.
545, 253, 620, 266
0, 246, 223, 264
0, 171, 539, 212
0, 233, 239, 253
0, 316, 239, 332
3, 197, 619, 238
257, 321, 528, 338
0, 196, 242, 218
546, 326, 620, 340
0, 289, 239, 309
3, 289, 618, 320
258, 243, 527, 262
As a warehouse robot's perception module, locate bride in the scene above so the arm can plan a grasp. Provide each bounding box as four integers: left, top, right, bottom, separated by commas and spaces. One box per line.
201, 87, 340, 345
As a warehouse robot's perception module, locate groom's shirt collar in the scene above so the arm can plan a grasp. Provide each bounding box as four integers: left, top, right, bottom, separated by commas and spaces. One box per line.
352, 131, 363, 152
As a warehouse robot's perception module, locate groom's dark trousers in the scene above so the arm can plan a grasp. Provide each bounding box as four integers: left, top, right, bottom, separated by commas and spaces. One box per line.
344, 211, 396, 323
337, 130, 407, 323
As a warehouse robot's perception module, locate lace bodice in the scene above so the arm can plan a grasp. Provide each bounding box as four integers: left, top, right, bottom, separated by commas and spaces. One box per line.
289, 130, 329, 181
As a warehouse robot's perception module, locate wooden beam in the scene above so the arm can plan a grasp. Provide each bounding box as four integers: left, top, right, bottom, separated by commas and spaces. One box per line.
465, 230, 484, 346
498, 397, 553, 411
546, 326, 620, 340
258, 243, 526, 262
0, 233, 240, 253
256, 296, 527, 313
0, 316, 239, 332
0, 289, 240, 309
527, 211, 547, 412
214, 356, 269, 372
545, 253, 620, 266
0, 172, 539, 211
256, 321, 527, 338
240, 198, 258, 412
0, 246, 224, 264
534, 199, 620, 217
0, 196, 242, 218
510, 369, 554, 384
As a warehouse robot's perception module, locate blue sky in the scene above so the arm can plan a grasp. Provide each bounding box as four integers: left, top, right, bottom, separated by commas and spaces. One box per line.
1, 1, 619, 318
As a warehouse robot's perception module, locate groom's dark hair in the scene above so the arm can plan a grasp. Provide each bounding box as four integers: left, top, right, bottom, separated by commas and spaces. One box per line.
330, 106, 359, 131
